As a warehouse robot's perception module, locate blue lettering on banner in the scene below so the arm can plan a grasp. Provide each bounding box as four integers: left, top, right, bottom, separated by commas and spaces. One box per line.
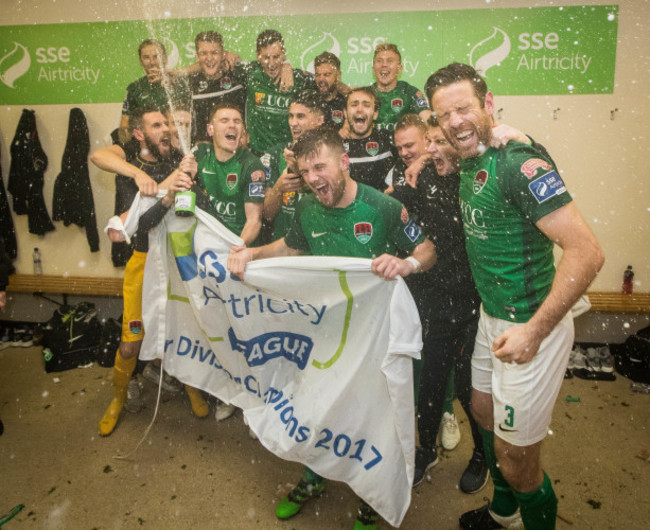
176, 254, 198, 281
264, 386, 311, 442
528, 170, 567, 203
315, 428, 383, 470
404, 220, 421, 242
229, 327, 313, 369
164, 334, 382, 468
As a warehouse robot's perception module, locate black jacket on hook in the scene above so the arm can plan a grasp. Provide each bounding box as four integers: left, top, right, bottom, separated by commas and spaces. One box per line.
0, 157, 17, 260
8, 108, 55, 235
52, 108, 99, 252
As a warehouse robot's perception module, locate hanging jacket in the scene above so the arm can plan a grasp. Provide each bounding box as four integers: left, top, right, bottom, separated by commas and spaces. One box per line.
0, 156, 18, 260
8, 109, 55, 235
52, 108, 99, 252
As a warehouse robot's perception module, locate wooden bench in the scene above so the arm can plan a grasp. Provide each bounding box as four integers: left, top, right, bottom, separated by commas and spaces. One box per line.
6, 275, 650, 313
586, 291, 650, 313
7, 274, 123, 298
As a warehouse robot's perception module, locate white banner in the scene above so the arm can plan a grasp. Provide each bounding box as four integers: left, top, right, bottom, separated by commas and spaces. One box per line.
136, 204, 421, 527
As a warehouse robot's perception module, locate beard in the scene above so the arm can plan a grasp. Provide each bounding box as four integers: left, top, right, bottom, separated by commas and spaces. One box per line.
143, 134, 171, 161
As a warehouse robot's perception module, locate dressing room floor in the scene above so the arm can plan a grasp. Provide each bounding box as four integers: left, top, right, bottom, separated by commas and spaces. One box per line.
0, 345, 648, 529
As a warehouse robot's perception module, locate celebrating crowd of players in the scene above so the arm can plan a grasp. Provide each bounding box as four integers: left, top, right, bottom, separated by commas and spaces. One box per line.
91, 28, 604, 530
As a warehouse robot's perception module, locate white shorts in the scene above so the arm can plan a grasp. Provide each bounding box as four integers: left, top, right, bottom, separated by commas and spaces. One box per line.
471, 306, 574, 446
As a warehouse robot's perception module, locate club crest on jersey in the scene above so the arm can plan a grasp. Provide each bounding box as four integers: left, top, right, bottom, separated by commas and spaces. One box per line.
129, 320, 143, 335
198, 80, 208, 92
255, 92, 266, 104
226, 173, 238, 190
473, 170, 488, 194
354, 222, 373, 244
220, 76, 232, 90
251, 170, 265, 182
283, 191, 297, 206
391, 98, 404, 112
332, 110, 343, 124
521, 158, 552, 179
365, 142, 379, 156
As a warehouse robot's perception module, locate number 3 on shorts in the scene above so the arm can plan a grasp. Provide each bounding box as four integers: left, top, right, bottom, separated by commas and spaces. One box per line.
504, 405, 515, 428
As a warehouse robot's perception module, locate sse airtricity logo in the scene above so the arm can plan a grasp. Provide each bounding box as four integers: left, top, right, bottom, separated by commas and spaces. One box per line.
0, 42, 31, 88
300, 32, 341, 73
469, 27, 511, 76
160, 37, 180, 69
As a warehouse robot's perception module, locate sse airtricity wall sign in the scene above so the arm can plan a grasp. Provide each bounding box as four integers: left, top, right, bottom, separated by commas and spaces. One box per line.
0, 6, 618, 105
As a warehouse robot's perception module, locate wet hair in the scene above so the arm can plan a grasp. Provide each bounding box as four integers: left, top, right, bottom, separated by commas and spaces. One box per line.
394, 113, 427, 135
208, 101, 243, 122
256, 29, 284, 53
291, 90, 327, 116
373, 42, 401, 62
138, 39, 166, 58
346, 86, 381, 113
130, 105, 168, 131
195, 31, 223, 49
293, 126, 344, 161
426, 114, 440, 128
314, 51, 340, 71
425, 62, 488, 107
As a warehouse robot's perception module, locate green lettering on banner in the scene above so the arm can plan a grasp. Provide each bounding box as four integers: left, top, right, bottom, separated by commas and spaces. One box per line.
0, 5, 618, 104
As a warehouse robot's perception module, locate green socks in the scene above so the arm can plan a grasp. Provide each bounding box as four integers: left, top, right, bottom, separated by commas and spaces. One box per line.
303, 466, 324, 485
480, 427, 519, 517
513, 472, 557, 530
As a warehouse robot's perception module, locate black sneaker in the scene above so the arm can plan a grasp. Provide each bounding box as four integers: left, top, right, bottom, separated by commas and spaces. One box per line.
413, 446, 438, 488
460, 448, 490, 494
459, 501, 522, 529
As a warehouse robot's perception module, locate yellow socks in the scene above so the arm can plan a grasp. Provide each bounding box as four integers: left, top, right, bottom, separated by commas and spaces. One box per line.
185, 385, 209, 418
99, 350, 137, 436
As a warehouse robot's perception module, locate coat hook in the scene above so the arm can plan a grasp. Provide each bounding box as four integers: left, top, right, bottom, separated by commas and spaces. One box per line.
610, 108, 619, 120
553, 107, 561, 120
497, 108, 504, 120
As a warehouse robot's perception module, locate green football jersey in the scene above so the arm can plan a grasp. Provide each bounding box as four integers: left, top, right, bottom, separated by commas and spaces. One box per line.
285, 182, 425, 258
122, 76, 190, 116
459, 142, 572, 322
194, 144, 266, 235
372, 80, 429, 132
242, 64, 315, 153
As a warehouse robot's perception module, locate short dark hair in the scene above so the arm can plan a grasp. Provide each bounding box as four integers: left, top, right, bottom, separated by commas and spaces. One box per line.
130, 105, 168, 131
195, 31, 223, 49
208, 101, 243, 122
314, 51, 340, 71
138, 39, 166, 58
291, 90, 327, 116
425, 62, 488, 107
346, 86, 381, 113
256, 29, 284, 53
293, 127, 344, 161
394, 113, 427, 135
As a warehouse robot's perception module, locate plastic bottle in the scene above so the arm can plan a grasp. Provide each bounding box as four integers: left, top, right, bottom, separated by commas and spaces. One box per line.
33, 247, 43, 275
622, 265, 634, 295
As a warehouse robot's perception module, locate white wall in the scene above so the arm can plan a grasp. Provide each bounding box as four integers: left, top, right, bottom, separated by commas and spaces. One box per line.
1, 0, 648, 333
